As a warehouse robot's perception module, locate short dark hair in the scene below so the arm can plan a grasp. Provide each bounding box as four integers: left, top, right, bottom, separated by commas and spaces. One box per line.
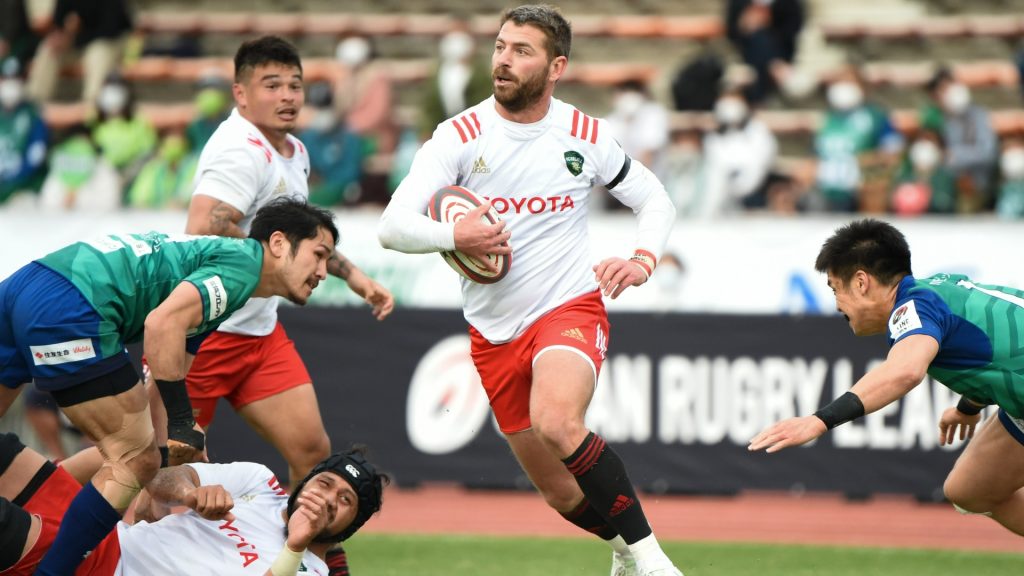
500, 4, 572, 60
234, 36, 303, 83
815, 219, 912, 286
249, 197, 338, 253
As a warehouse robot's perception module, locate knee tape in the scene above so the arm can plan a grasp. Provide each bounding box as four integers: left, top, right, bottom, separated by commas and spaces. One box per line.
952, 502, 993, 517
95, 405, 156, 510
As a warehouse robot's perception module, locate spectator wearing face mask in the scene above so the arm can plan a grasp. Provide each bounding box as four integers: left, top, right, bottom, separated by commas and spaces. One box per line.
661, 127, 710, 218
813, 63, 902, 212
606, 80, 670, 178
0, 56, 47, 204
333, 35, 397, 155
702, 88, 778, 211
889, 128, 956, 216
299, 81, 364, 207
995, 135, 1024, 219
420, 22, 493, 139
90, 73, 156, 186
922, 68, 998, 213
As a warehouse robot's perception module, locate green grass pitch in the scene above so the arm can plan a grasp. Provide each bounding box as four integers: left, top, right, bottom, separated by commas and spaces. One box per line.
344, 533, 1023, 575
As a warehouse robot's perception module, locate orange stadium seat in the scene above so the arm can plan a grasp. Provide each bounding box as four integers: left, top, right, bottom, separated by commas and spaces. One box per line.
822, 15, 1024, 41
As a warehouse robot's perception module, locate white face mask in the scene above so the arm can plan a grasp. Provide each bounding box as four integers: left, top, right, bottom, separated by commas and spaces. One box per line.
97, 84, 129, 115
827, 82, 862, 111
714, 97, 747, 126
336, 37, 371, 67
910, 140, 941, 171
440, 31, 474, 63
1001, 148, 1024, 179
307, 109, 336, 132
0, 79, 24, 109
942, 83, 970, 114
613, 91, 645, 117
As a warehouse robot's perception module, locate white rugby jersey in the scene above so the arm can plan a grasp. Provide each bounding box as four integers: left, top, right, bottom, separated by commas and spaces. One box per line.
192, 108, 311, 336
115, 462, 326, 575
381, 96, 675, 343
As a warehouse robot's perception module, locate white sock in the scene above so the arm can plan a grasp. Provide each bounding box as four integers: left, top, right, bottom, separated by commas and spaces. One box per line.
628, 533, 672, 569
606, 535, 630, 555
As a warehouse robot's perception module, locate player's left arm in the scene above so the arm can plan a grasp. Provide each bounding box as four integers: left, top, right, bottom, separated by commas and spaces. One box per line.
327, 251, 394, 321
749, 334, 939, 453
144, 283, 207, 454
133, 464, 235, 524
591, 121, 676, 298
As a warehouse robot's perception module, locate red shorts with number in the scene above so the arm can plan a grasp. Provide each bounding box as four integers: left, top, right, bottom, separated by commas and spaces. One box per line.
469, 290, 610, 434
186, 322, 311, 428
3, 466, 120, 576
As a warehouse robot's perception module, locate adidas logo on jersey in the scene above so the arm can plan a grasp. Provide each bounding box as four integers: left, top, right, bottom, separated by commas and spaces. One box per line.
561, 328, 587, 344
472, 156, 490, 174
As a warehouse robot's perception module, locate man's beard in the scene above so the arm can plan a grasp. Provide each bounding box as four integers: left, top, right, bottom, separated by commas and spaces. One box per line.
492, 65, 547, 113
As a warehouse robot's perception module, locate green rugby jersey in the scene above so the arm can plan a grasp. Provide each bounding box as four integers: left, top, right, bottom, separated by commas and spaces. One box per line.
887, 274, 1024, 417
36, 232, 264, 358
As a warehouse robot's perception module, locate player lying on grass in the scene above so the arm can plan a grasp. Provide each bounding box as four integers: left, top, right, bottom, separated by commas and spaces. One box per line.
0, 196, 338, 574
750, 218, 1024, 537
0, 431, 388, 575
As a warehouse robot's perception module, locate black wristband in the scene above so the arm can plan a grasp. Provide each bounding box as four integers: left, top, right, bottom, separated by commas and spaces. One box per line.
956, 397, 985, 416
155, 378, 195, 427
159, 446, 169, 468
167, 423, 205, 451
814, 391, 865, 430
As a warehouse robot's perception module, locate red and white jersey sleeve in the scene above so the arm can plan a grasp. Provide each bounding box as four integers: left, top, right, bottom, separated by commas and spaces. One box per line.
115, 462, 326, 575
384, 97, 655, 343
191, 108, 311, 336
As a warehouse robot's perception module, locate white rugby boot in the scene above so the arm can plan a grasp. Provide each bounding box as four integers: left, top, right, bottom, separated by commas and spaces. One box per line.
610, 549, 639, 576
638, 566, 684, 576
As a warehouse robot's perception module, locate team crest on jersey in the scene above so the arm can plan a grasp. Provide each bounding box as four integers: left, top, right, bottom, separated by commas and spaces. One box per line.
564, 151, 584, 176
889, 300, 922, 339
274, 177, 287, 195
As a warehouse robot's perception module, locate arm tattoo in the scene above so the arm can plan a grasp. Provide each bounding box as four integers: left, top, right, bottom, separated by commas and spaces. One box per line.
209, 203, 244, 238
328, 252, 353, 279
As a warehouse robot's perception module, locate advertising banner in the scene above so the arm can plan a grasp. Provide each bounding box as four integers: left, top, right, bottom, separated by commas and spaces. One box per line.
206, 307, 966, 500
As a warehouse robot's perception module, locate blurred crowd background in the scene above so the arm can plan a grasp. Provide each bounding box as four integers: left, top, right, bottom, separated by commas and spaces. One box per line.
3, 0, 1024, 219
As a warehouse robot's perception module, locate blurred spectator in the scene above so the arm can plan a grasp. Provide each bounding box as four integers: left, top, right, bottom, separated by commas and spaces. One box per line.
39, 123, 120, 210
420, 25, 492, 138
299, 81, 363, 207
725, 0, 805, 104
661, 127, 710, 217
995, 135, 1024, 219
606, 80, 670, 177
334, 35, 398, 154
126, 130, 195, 209
26, 0, 133, 104
703, 87, 778, 211
23, 384, 86, 461
0, 55, 48, 204
812, 64, 902, 212
90, 73, 156, 182
922, 68, 998, 213
889, 128, 956, 216
186, 71, 231, 151
650, 251, 686, 312
0, 0, 42, 64
670, 50, 724, 112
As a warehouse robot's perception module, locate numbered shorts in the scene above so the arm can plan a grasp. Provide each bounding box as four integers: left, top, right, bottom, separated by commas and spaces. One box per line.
0, 263, 131, 394
186, 322, 311, 428
469, 290, 610, 434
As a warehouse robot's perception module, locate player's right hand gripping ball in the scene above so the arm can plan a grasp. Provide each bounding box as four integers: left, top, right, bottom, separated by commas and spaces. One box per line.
428, 185, 511, 283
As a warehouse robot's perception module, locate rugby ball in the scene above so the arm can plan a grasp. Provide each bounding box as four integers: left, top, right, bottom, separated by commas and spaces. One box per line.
427, 186, 510, 284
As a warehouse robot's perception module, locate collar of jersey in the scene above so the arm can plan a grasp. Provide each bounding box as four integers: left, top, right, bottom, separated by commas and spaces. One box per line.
491, 96, 554, 141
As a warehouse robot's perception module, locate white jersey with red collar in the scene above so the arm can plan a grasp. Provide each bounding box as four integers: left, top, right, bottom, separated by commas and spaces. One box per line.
383, 96, 674, 343
115, 462, 327, 575
191, 108, 311, 336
